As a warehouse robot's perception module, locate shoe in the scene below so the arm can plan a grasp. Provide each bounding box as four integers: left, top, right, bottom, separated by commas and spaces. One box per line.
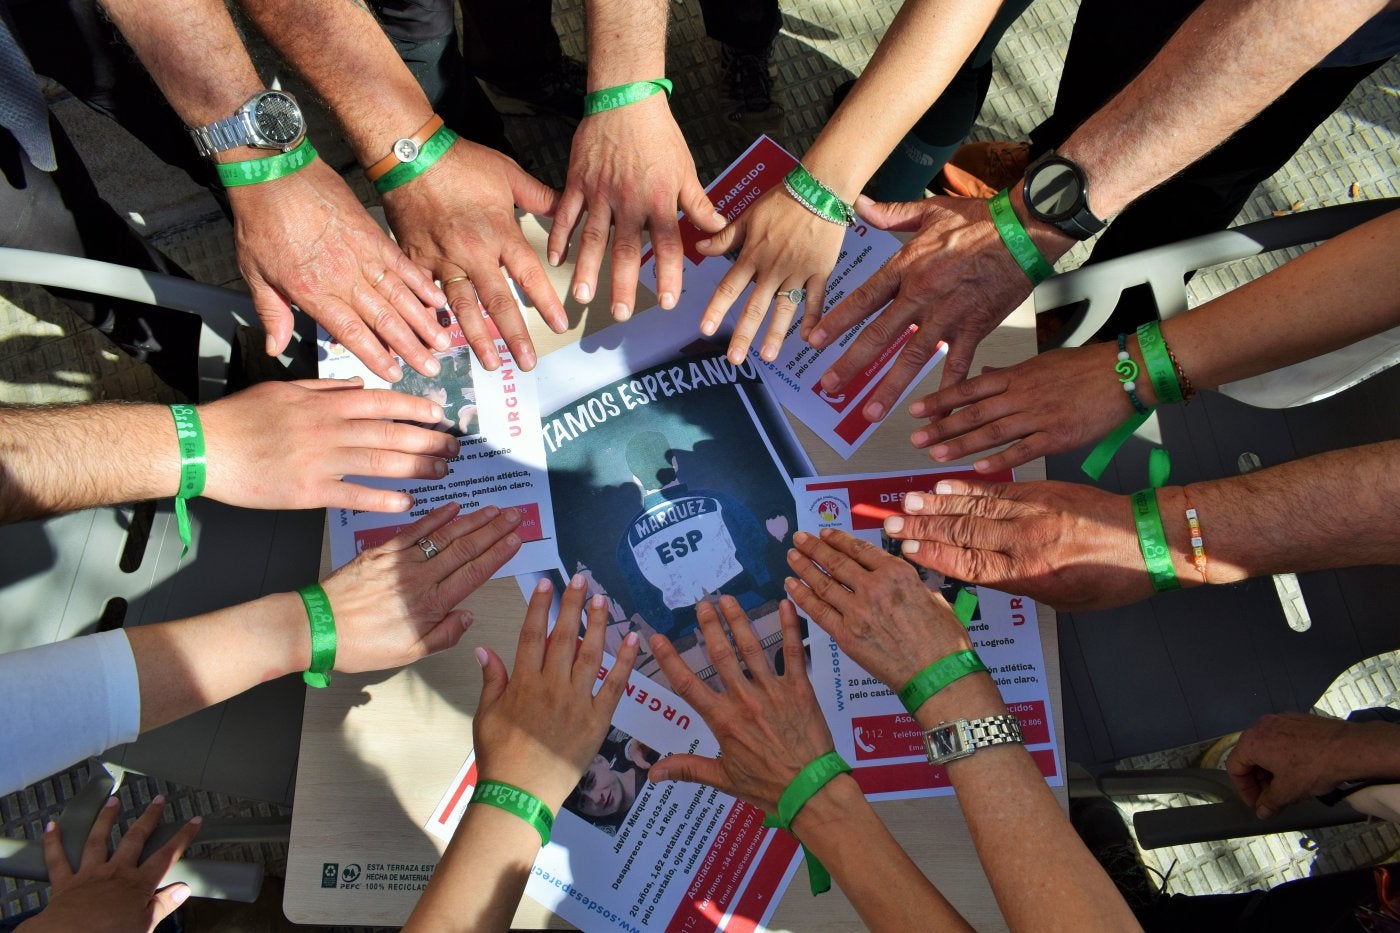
938, 141, 1031, 198
479, 55, 586, 122
722, 43, 784, 140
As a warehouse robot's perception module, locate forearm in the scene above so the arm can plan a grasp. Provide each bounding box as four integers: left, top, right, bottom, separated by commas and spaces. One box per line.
236, 0, 434, 165
791, 776, 970, 930
915, 675, 1138, 931
125, 592, 308, 732
406, 806, 538, 932
803, 0, 1001, 197
0, 404, 179, 523
584, 0, 668, 87
1061, 0, 1387, 217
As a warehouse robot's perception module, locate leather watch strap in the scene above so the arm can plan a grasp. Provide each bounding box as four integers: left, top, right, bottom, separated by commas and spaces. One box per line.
365, 114, 444, 182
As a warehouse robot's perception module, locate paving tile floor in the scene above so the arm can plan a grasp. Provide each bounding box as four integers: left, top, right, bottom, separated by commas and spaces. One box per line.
3, 0, 1398, 925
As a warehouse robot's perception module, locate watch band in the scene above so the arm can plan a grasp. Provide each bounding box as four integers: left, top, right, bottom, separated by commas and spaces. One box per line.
365, 113, 445, 182
191, 113, 255, 159
189, 90, 304, 159
923, 713, 1023, 767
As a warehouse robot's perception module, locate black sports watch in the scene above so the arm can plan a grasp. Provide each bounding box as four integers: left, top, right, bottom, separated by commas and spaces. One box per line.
190, 90, 306, 159
1021, 150, 1107, 241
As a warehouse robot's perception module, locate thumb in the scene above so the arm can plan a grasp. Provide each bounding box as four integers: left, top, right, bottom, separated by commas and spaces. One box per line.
649, 754, 731, 793
475, 645, 510, 711
696, 214, 746, 257
251, 287, 295, 357
150, 883, 192, 925
854, 194, 930, 233
508, 162, 561, 218
679, 177, 727, 234
419, 610, 473, 657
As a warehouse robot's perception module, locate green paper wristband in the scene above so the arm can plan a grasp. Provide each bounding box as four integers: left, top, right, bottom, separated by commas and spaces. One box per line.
989, 189, 1055, 285
374, 125, 458, 194
583, 78, 673, 115
898, 649, 989, 716
1136, 321, 1184, 405
761, 751, 851, 895
471, 779, 555, 847
783, 164, 855, 226
168, 404, 206, 556
1130, 489, 1180, 593
298, 583, 336, 688
215, 138, 317, 188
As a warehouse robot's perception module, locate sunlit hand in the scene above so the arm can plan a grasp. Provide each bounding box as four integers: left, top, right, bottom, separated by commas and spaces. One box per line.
382, 140, 565, 371
226, 156, 449, 383
321, 503, 523, 671
908, 341, 1130, 473
882, 477, 1158, 612
547, 95, 725, 322
19, 796, 201, 933
810, 194, 1073, 422
648, 599, 832, 813
199, 378, 459, 512
696, 188, 847, 365
473, 574, 640, 810
784, 528, 972, 692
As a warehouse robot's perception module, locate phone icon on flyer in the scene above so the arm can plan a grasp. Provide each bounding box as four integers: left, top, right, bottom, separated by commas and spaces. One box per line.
854, 727, 877, 754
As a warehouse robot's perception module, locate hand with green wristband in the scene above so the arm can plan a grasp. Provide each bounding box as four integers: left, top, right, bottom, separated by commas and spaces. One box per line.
406, 574, 639, 930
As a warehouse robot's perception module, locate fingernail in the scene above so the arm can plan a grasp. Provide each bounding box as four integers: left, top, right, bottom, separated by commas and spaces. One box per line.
931, 445, 949, 461
1257, 806, 1274, 820
700, 320, 717, 337
535, 578, 552, 593
697, 238, 711, 249
784, 576, 798, 589
517, 347, 536, 369
504, 508, 521, 524
728, 350, 746, 366
884, 515, 904, 534
482, 505, 500, 518
575, 283, 592, 303
712, 212, 726, 226
865, 401, 885, 421
264, 335, 278, 355
761, 345, 778, 362
151, 794, 165, 806
624, 631, 639, 647
422, 357, 442, 377
570, 573, 586, 589
398, 495, 414, 510
905, 493, 924, 511
793, 531, 810, 543
474, 646, 489, 668
912, 431, 929, 446
189, 815, 203, 826
660, 292, 676, 309
433, 333, 451, 351
506, 533, 521, 548
591, 593, 606, 609
902, 539, 921, 554
44, 820, 56, 833
820, 372, 839, 391
429, 404, 445, 421
810, 327, 827, 345
461, 610, 474, 629
934, 481, 953, 495
910, 402, 926, 417
613, 304, 631, 321
103, 796, 120, 809
548, 251, 561, 267
448, 438, 461, 456
651, 766, 670, 782
387, 364, 404, 383
434, 460, 447, 477
171, 885, 192, 907
974, 459, 991, 472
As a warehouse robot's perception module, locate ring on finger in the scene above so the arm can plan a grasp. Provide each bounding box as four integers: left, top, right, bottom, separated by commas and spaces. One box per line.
782, 287, 807, 305
442, 276, 470, 286
417, 537, 440, 560
372, 270, 387, 287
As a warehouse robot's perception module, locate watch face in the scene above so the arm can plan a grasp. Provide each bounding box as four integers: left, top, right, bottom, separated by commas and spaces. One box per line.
254, 93, 303, 146
1026, 162, 1084, 223
930, 726, 963, 759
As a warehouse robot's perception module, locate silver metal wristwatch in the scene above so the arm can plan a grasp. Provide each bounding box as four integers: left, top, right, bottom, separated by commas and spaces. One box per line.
923, 714, 1024, 767
189, 90, 306, 158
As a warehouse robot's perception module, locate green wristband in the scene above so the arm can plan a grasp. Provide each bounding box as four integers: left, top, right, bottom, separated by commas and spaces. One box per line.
783, 164, 855, 226
582, 78, 673, 116
471, 779, 555, 847
898, 649, 988, 716
215, 138, 317, 188
952, 589, 979, 625
1130, 488, 1180, 593
761, 751, 851, 895
1136, 321, 1184, 405
298, 583, 336, 688
168, 404, 206, 556
374, 125, 458, 195
989, 189, 1055, 285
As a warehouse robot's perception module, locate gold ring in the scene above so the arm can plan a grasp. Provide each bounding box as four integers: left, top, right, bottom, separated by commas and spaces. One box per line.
372, 270, 387, 287
442, 276, 470, 286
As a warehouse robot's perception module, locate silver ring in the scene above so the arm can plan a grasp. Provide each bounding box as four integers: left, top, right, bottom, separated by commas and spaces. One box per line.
417, 536, 440, 560
782, 288, 807, 304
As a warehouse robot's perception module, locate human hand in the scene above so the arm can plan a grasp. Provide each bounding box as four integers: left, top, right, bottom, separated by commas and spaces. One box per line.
547, 96, 725, 322
472, 574, 640, 811
784, 529, 970, 692
320, 503, 523, 672
696, 187, 847, 365
908, 342, 1129, 473
809, 194, 1072, 422
226, 156, 450, 383
199, 378, 459, 512
20, 796, 200, 933
647, 599, 833, 814
382, 140, 565, 371
1226, 713, 1389, 819
882, 478, 1157, 612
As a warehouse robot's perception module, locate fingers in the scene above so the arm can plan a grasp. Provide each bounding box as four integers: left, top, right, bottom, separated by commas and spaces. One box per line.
700, 261, 754, 345
501, 235, 567, 338
649, 753, 730, 792
715, 595, 771, 682
649, 634, 719, 721
316, 297, 405, 384
437, 509, 523, 605
777, 600, 809, 688
852, 195, 932, 233
608, 213, 645, 322
728, 275, 784, 365
547, 574, 590, 677
909, 371, 1007, 426
443, 280, 501, 372
678, 176, 726, 236
515, 577, 554, 676
797, 271, 827, 343
150, 883, 193, 924
547, 186, 586, 270
694, 600, 749, 690
353, 272, 442, 381
469, 265, 537, 371
757, 281, 803, 363
861, 328, 946, 422
138, 814, 203, 886
572, 203, 612, 309
807, 263, 899, 350
111, 797, 167, 865
504, 157, 562, 218
40, 818, 73, 886
379, 251, 452, 354
696, 214, 744, 257
572, 590, 610, 683
475, 645, 511, 712
79, 795, 123, 870
650, 211, 685, 310
595, 623, 640, 715
385, 502, 464, 553
248, 285, 297, 358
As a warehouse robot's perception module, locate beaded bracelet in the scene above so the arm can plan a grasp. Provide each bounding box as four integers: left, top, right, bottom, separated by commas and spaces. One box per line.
583, 78, 673, 116
989, 189, 1055, 285
374, 125, 458, 194
761, 751, 851, 894
783, 164, 855, 226
1115, 334, 1150, 415
1183, 490, 1208, 583
215, 138, 317, 188
1167, 341, 1198, 402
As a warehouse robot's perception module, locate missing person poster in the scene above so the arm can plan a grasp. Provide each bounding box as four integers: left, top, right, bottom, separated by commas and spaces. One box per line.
639, 136, 946, 459
794, 467, 1062, 800
528, 333, 813, 692
427, 661, 801, 932
317, 285, 556, 577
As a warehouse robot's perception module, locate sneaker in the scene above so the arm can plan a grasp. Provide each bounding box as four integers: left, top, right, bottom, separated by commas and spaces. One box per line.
479, 55, 586, 122
722, 43, 784, 139
938, 141, 1031, 198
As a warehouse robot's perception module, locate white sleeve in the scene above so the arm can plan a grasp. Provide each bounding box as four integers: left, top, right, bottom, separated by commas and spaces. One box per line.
0, 630, 141, 795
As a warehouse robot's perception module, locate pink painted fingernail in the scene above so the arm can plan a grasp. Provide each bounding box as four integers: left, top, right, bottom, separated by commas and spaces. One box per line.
624, 631, 639, 647
905, 493, 924, 511
44, 820, 56, 833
